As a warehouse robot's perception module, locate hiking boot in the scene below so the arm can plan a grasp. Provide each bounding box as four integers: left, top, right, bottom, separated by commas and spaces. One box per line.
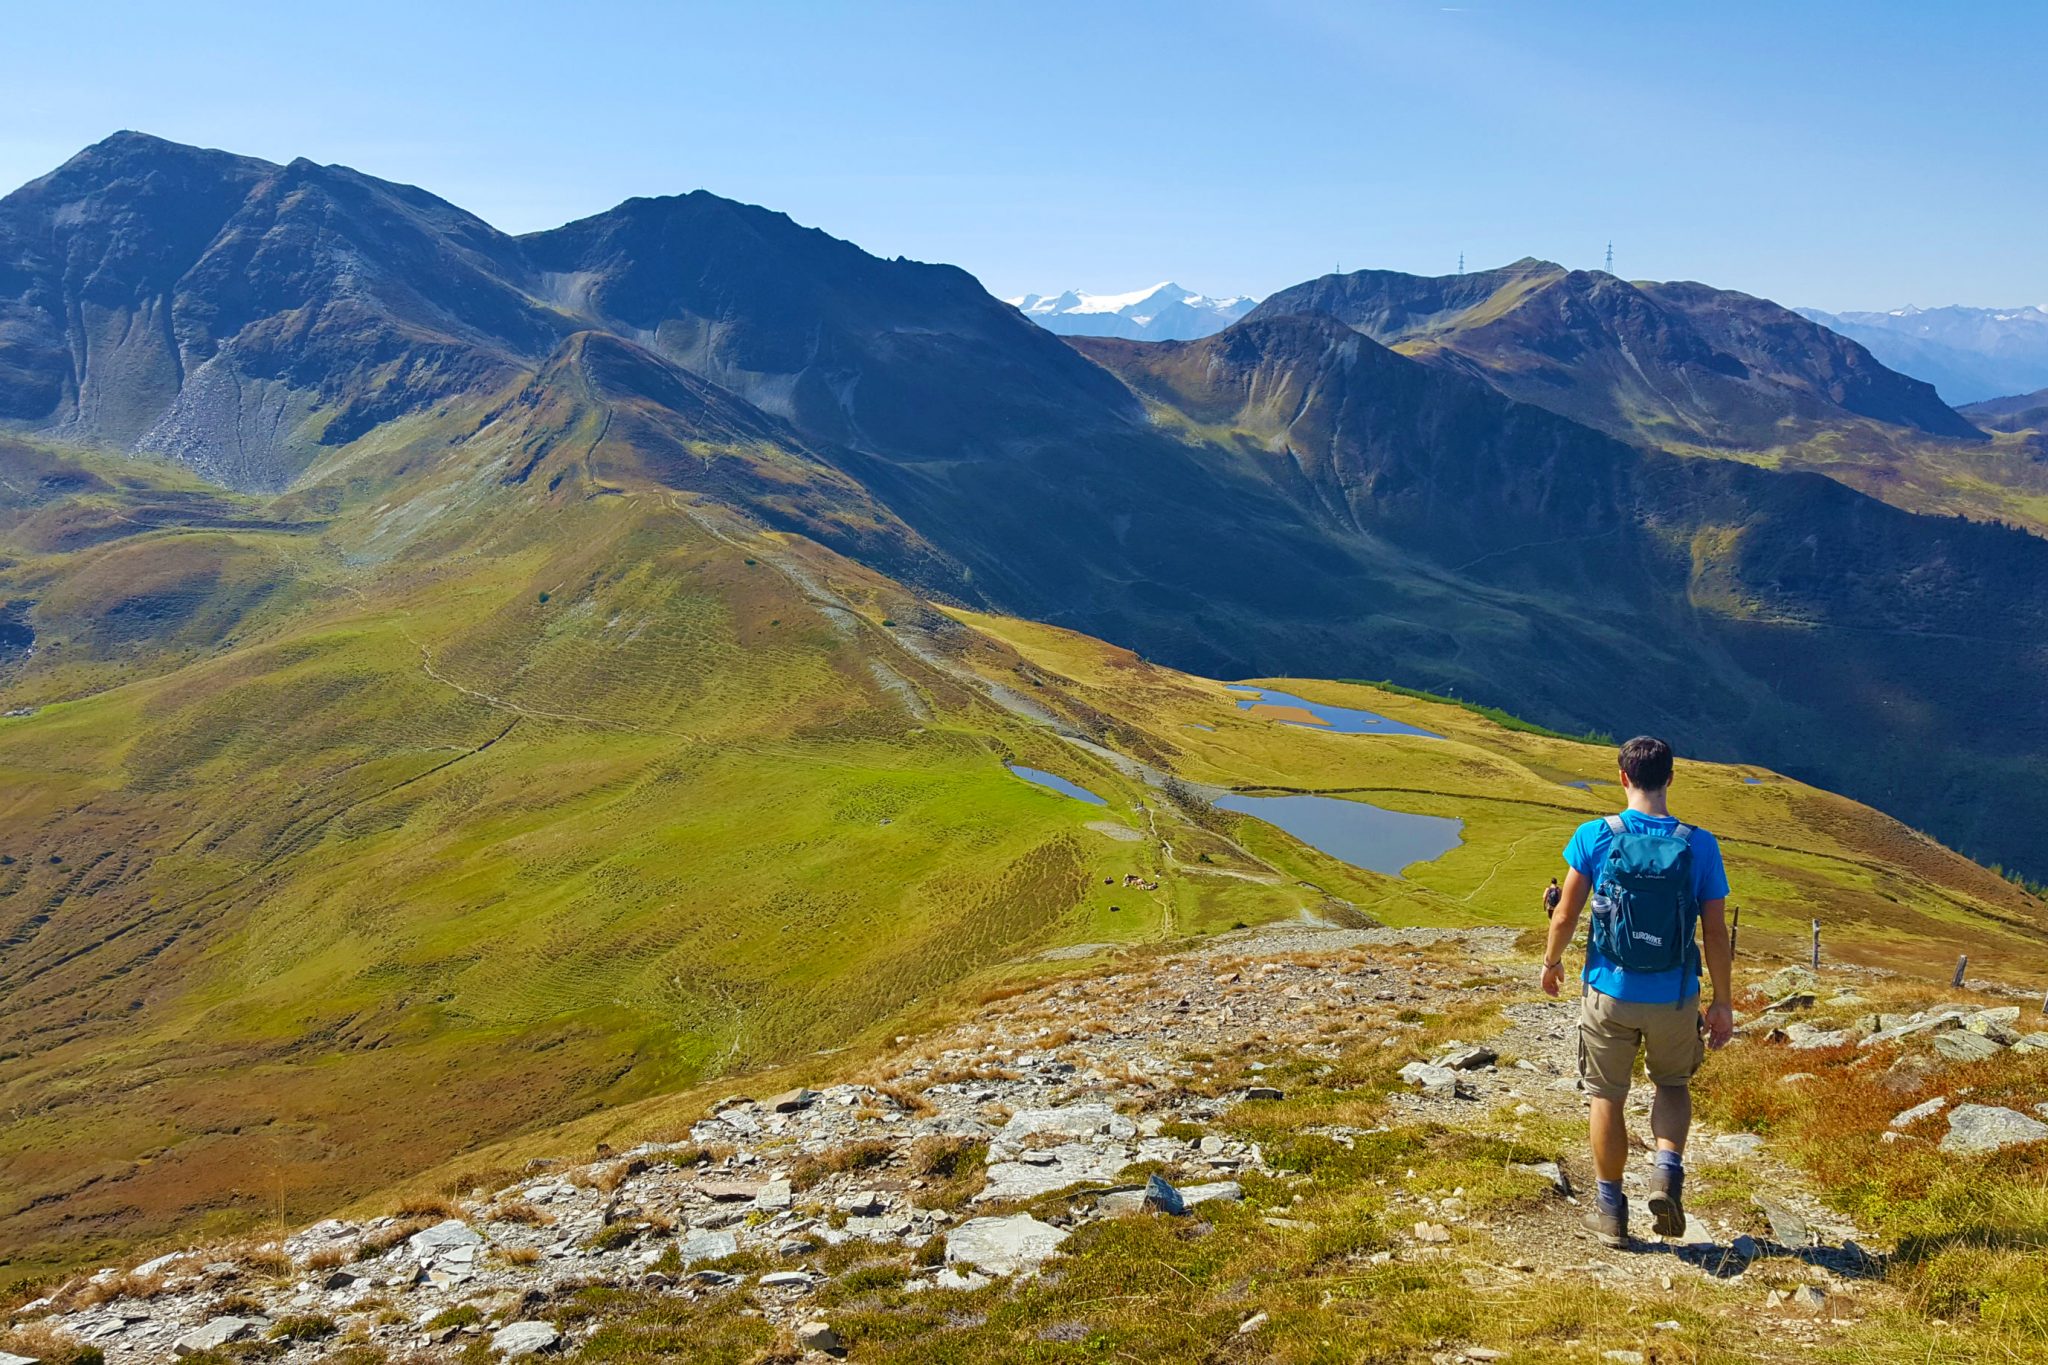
1646, 1164, 1686, 1239
1582, 1205, 1628, 1249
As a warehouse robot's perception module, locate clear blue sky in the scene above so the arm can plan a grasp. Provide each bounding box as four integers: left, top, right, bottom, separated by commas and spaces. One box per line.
5, 0, 2043, 310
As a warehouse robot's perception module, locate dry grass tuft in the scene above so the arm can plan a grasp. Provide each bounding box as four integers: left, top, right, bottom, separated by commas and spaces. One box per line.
392, 1193, 462, 1221
62, 1268, 166, 1309
791, 1139, 897, 1192
356, 1218, 434, 1259
0, 1321, 102, 1365
492, 1199, 552, 1227
498, 1246, 542, 1267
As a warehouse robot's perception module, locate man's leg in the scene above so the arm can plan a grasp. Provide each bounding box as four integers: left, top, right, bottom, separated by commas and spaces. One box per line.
1577, 991, 1639, 1246
1649, 1081, 1691, 1154
1588, 1095, 1629, 1180
1641, 999, 1706, 1237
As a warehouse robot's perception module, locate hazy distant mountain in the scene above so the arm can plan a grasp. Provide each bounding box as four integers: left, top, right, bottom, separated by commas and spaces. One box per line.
1007, 282, 1255, 341
1961, 385, 2048, 434
1797, 304, 2048, 406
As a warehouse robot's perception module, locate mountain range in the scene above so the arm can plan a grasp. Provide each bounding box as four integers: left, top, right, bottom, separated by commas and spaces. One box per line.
1007, 282, 1256, 341
4, 131, 2048, 1280
3, 134, 2047, 871
1798, 303, 2048, 406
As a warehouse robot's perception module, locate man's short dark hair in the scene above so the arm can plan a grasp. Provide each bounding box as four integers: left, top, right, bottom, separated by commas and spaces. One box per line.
1617, 735, 1674, 790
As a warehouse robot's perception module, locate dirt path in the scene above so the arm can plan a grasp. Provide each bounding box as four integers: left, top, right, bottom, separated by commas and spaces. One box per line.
15, 921, 1886, 1363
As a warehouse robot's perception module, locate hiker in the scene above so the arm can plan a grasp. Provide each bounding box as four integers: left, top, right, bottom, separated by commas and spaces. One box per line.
1542, 877, 1562, 919
1539, 735, 1735, 1249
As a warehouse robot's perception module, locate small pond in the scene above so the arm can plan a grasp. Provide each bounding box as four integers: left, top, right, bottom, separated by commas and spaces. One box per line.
1227, 686, 1439, 739
1007, 763, 1107, 806
1216, 792, 1462, 878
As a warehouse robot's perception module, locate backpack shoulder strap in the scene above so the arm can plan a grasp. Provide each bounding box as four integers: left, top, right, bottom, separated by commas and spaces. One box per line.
1673, 823, 1695, 842
1603, 814, 1627, 836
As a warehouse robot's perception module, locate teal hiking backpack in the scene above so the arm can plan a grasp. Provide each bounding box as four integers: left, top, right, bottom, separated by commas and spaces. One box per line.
1588, 815, 1698, 977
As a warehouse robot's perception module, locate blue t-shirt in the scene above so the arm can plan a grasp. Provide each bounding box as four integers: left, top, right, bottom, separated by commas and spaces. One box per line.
1564, 811, 1729, 1004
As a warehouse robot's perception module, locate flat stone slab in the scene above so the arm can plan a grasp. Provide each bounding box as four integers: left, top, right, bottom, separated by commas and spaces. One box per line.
1860, 1010, 1966, 1048
999, 1104, 1136, 1143
173, 1318, 263, 1355
677, 1229, 740, 1264
408, 1218, 483, 1254
1181, 1180, 1244, 1207
491, 1321, 561, 1357
1931, 1031, 2005, 1063
980, 1141, 1131, 1200
946, 1214, 1069, 1276
1889, 1096, 1948, 1129
1941, 1104, 2048, 1155
698, 1179, 764, 1202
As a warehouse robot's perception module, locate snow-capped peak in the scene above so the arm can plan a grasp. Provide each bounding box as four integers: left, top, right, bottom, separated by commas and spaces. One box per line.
1005, 281, 1258, 342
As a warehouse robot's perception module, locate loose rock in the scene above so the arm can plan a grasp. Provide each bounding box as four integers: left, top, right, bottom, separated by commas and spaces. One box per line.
490, 1321, 561, 1357
946, 1214, 1070, 1277
796, 1320, 844, 1354
1940, 1104, 2048, 1155
1889, 1096, 1948, 1129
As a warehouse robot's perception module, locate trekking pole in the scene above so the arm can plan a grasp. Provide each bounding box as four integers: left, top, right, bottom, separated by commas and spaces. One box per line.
1727, 905, 1740, 960
1952, 955, 1968, 989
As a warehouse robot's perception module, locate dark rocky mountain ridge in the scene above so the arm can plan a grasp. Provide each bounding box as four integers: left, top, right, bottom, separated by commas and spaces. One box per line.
1250, 258, 1985, 450
4, 134, 2048, 871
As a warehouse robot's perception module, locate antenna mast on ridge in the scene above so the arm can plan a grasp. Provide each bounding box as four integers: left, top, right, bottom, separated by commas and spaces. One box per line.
1605, 241, 1614, 274
1458, 252, 1464, 275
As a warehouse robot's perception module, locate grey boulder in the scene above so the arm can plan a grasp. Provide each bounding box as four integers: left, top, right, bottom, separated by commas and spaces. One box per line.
1931, 1031, 2005, 1064
490, 1320, 561, 1357
1940, 1104, 2048, 1155
946, 1214, 1069, 1277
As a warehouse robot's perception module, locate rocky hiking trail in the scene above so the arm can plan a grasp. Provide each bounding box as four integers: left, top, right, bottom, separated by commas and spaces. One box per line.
19, 919, 2031, 1364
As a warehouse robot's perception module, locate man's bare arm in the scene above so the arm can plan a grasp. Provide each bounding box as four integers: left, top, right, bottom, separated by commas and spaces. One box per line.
1698, 896, 1734, 1046
1539, 867, 1591, 996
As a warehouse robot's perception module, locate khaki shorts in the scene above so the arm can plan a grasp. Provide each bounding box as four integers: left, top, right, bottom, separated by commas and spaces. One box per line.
1577, 988, 1704, 1101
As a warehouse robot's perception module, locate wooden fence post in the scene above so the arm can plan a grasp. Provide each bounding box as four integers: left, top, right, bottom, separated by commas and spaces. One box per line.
1810, 920, 1821, 972
1952, 955, 1968, 989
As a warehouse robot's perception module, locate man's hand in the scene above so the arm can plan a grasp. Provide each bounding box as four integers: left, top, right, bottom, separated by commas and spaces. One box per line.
1540, 961, 1566, 998
1704, 1000, 1735, 1050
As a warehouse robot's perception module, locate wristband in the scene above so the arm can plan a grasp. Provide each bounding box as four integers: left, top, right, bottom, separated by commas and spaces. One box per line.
1543, 959, 1563, 970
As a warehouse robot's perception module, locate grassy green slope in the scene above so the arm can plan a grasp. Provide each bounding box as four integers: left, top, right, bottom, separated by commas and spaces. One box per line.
0, 427, 1323, 1284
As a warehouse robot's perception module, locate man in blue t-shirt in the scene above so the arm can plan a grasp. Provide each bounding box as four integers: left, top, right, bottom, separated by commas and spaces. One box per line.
1540, 735, 1735, 1249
